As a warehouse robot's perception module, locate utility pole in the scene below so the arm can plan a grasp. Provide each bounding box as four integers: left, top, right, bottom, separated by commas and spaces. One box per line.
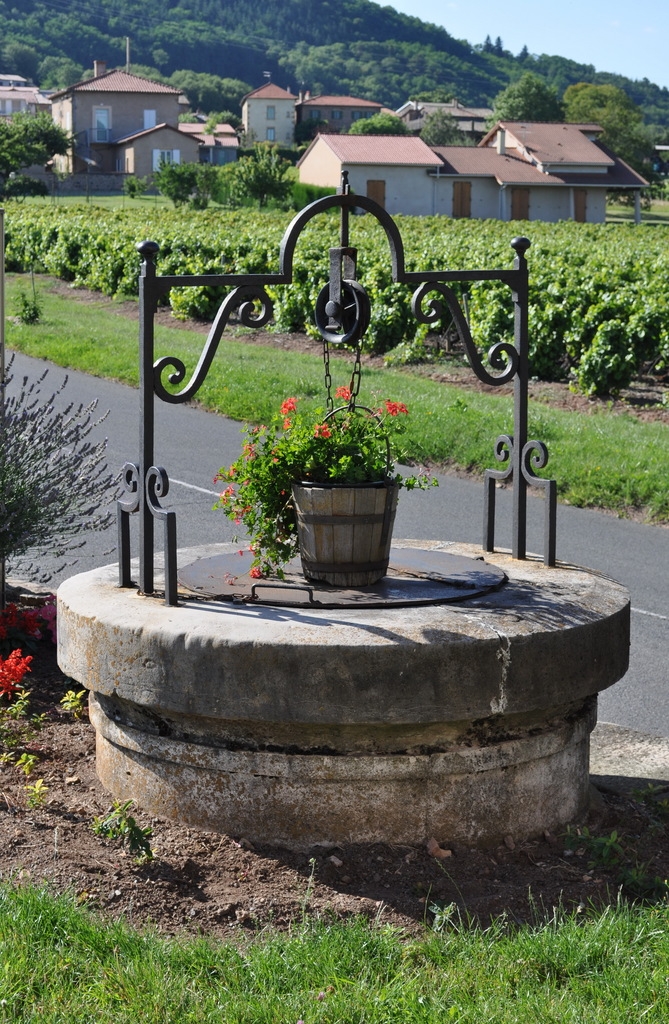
126, 37, 130, 73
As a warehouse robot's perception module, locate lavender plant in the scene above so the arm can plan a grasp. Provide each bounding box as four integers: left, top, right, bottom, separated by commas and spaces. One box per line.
0, 357, 116, 592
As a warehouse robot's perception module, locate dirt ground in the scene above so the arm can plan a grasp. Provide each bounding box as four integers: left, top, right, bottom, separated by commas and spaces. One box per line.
1, 636, 669, 939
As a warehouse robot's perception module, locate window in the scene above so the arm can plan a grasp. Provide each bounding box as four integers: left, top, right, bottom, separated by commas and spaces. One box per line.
93, 107, 111, 142
309, 109, 321, 119
266, 105, 275, 120
152, 149, 181, 170
266, 127, 275, 141
331, 109, 342, 120
143, 109, 156, 130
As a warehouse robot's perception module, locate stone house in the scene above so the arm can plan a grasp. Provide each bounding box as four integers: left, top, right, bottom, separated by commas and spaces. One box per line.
50, 62, 188, 174
396, 97, 492, 140
0, 73, 51, 118
294, 94, 383, 135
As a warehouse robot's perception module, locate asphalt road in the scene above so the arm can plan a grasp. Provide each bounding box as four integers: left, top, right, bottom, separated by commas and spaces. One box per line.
6, 350, 668, 736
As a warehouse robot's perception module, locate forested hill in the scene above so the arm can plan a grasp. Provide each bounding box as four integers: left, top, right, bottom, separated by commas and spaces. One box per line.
2, 0, 669, 125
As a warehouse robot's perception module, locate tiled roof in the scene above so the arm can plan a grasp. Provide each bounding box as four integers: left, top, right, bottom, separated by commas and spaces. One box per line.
432, 145, 647, 187
299, 134, 442, 167
178, 122, 236, 136
298, 95, 381, 108
243, 83, 297, 101
482, 121, 613, 167
114, 123, 186, 144
51, 70, 181, 98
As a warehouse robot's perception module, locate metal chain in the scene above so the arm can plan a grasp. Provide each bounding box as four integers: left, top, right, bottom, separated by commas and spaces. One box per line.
322, 338, 333, 411
348, 339, 363, 409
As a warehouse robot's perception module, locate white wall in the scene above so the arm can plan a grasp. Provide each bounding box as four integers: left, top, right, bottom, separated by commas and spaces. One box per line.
345, 165, 434, 215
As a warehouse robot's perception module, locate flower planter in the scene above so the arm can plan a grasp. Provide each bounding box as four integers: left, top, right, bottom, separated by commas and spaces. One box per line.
291, 480, 399, 586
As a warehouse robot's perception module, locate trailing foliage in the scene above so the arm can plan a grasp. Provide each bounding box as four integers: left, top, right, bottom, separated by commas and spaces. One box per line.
3, 205, 669, 395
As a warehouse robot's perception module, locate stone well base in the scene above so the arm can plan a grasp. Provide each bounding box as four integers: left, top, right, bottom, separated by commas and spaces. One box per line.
57, 542, 630, 847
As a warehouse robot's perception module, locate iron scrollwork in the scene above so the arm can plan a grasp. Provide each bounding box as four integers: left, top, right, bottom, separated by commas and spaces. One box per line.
119, 185, 556, 606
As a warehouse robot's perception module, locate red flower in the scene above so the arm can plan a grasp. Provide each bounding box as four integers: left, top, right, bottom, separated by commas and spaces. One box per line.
283, 417, 292, 430
280, 397, 298, 415
0, 649, 32, 698
314, 423, 332, 439
384, 400, 409, 416
249, 567, 263, 579
335, 385, 351, 401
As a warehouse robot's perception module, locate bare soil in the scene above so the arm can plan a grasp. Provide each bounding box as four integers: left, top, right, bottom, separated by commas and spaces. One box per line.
2, 634, 669, 939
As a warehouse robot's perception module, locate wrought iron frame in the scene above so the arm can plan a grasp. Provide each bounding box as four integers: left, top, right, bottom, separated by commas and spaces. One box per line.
118, 178, 556, 606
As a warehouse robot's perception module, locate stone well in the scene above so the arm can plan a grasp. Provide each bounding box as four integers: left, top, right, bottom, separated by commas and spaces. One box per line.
57, 540, 629, 847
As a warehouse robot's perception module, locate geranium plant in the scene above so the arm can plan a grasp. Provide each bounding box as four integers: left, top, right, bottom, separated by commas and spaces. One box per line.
215, 387, 435, 576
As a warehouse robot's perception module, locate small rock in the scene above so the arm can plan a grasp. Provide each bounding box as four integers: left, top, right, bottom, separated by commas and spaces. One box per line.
65, 776, 80, 785
239, 837, 255, 851
504, 835, 515, 851
340, 875, 351, 884
328, 855, 343, 868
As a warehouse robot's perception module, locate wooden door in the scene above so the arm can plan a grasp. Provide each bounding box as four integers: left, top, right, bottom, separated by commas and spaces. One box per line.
452, 180, 471, 218
366, 179, 386, 208
574, 188, 587, 222
511, 187, 530, 220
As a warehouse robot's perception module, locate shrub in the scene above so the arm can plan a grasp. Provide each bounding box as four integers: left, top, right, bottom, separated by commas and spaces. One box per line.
0, 358, 117, 589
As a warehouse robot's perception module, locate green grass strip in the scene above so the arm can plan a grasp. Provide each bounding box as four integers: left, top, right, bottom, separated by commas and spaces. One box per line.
1, 884, 669, 1022
5, 275, 669, 521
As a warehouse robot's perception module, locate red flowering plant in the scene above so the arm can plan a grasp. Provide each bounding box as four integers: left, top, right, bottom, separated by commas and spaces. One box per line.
0, 600, 57, 657
215, 388, 435, 576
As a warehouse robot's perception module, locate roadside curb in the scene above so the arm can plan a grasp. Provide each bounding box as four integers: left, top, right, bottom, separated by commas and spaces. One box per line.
591, 721, 669, 795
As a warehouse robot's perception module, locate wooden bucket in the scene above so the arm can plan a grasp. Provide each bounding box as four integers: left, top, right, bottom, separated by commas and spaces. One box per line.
291, 480, 399, 586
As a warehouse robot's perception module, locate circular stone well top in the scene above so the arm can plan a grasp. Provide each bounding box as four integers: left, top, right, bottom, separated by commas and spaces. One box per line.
57, 541, 630, 729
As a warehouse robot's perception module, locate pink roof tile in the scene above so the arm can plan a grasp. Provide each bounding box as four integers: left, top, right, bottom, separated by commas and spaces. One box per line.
51, 70, 181, 98
432, 145, 646, 187
298, 95, 381, 108
305, 134, 441, 166
482, 121, 614, 167
243, 83, 297, 101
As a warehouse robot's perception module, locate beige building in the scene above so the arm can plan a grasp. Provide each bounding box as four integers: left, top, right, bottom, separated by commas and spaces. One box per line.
51, 62, 187, 173
432, 122, 648, 223
116, 123, 200, 176
241, 82, 296, 146
297, 134, 442, 214
0, 73, 51, 117
396, 98, 492, 140
298, 122, 647, 222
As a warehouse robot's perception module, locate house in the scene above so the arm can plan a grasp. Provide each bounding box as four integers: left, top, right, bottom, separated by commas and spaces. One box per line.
0, 73, 51, 117
431, 121, 648, 223
298, 122, 647, 222
178, 122, 238, 164
50, 61, 188, 173
241, 82, 296, 146
297, 133, 442, 214
115, 123, 200, 176
295, 94, 383, 135
396, 98, 492, 139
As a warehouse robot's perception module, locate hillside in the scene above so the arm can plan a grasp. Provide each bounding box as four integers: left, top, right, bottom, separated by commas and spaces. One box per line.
1, 0, 669, 125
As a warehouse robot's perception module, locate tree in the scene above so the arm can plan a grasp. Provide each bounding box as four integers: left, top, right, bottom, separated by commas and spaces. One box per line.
491, 72, 564, 123
348, 112, 409, 135
233, 144, 292, 207
153, 161, 220, 209
37, 56, 84, 90
563, 83, 652, 171
420, 109, 471, 147
0, 113, 70, 188
168, 71, 251, 114
205, 110, 242, 131
2, 41, 39, 81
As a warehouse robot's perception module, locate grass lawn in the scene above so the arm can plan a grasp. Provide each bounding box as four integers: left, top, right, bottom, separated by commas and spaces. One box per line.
4, 274, 669, 522
1, 884, 669, 1022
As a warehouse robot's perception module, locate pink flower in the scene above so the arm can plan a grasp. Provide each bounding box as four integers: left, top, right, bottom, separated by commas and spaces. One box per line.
249, 567, 263, 579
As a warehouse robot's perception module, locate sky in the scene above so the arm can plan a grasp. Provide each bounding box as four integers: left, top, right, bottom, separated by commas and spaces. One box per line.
386, 0, 668, 91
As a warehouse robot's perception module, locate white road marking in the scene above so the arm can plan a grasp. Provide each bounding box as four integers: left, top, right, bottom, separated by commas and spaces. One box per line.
632, 607, 668, 621
172, 478, 221, 498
